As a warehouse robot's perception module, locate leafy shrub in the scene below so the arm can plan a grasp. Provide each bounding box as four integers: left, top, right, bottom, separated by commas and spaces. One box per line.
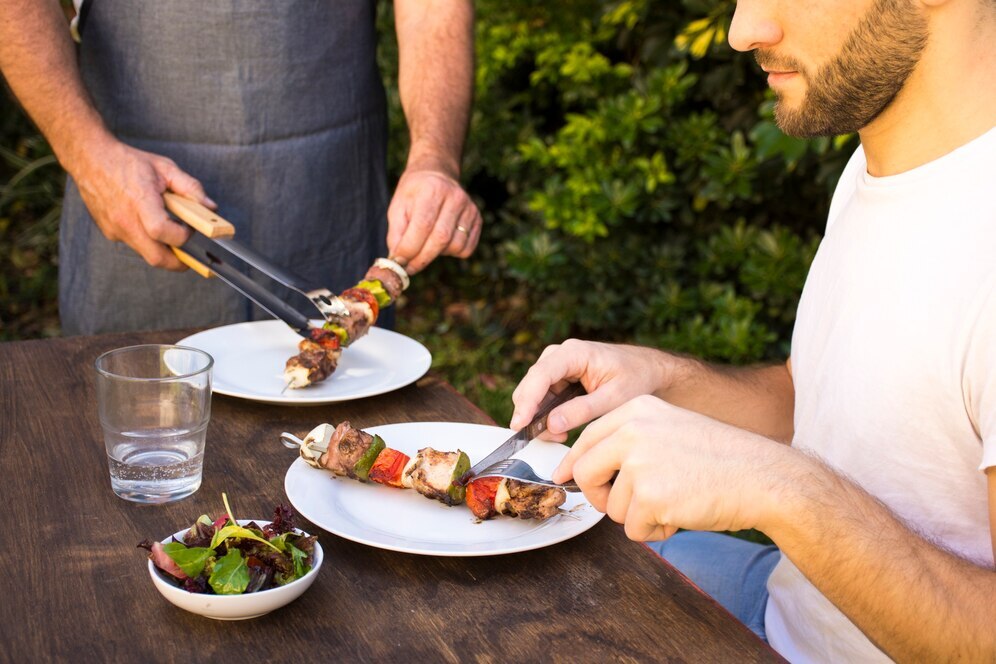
0, 101, 63, 340
386, 0, 856, 382
3, 1, 857, 402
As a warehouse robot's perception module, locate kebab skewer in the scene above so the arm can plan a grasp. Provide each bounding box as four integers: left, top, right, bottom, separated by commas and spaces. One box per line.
292, 421, 567, 521
283, 258, 410, 389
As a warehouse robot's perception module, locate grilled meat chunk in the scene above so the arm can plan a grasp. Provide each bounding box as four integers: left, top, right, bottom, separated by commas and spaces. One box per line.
340, 299, 373, 342
495, 479, 566, 520
364, 265, 404, 301
403, 447, 470, 506
284, 349, 335, 389
319, 421, 376, 479
285, 329, 341, 389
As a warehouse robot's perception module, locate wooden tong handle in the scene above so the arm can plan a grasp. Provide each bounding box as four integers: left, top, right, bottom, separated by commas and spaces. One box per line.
164, 192, 236, 278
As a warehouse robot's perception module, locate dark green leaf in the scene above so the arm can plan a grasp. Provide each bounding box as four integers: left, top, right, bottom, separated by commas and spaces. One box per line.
288, 543, 310, 581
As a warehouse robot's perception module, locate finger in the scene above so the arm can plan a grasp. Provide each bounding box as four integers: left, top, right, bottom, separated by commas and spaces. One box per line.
624, 503, 676, 542
569, 436, 621, 511
122, 224, 188, 271
405, 194, 465, 272
386, 189, 412, 255
545, 384, 627, 436
604, 470, 633, 524
551, 409, 629, 484
510, 348, 578, 429
135, 189, 190, 247
455, 202, 484, 258
391, 191, 444, 270
565, 397, 649, 456
446, 204, 476, 257
157, 158, 215, 209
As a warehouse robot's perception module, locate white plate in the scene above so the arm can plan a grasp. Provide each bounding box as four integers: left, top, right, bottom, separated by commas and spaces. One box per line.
177, 320, 432, 405
284, 422, 604, 556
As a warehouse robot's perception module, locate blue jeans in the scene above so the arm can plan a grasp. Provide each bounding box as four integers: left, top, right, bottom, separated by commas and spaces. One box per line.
646, 531, 780, 642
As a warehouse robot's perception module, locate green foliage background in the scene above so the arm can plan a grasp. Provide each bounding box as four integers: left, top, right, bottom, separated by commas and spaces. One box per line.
1, 0, 855, 425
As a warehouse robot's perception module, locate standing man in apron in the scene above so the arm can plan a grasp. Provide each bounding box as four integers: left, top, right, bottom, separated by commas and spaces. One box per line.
0, 1, 481, 334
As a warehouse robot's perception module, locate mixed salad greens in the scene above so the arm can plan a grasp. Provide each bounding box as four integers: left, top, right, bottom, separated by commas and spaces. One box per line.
139, 494, 317, 595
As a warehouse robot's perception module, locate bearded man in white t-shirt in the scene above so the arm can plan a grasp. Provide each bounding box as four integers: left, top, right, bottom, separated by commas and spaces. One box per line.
510, 0, 996, 660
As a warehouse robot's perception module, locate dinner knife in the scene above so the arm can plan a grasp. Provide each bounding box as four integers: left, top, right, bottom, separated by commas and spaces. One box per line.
458, 381, 587, 485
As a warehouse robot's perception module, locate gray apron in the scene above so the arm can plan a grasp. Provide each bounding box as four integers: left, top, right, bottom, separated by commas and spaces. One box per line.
60, 0, 389, 335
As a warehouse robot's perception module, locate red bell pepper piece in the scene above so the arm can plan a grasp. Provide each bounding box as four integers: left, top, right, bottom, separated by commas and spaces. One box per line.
368, 448, 410, 488
341, 287, 380, 321
465, 477, 502, 520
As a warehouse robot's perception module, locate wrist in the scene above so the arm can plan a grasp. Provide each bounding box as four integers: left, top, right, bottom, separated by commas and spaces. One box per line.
753, 446, 835, 539
52, 117, 117, 178
404, 144, 461, 181
654, 350, 699, 398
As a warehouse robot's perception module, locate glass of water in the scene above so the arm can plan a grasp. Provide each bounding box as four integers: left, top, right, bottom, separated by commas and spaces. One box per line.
95, 344, 213, 503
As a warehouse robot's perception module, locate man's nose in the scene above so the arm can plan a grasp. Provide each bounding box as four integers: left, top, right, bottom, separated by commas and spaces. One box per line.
728, 0, 783, 52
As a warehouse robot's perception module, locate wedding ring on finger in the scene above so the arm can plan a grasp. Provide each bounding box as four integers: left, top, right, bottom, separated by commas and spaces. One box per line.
456, 225, 469, 234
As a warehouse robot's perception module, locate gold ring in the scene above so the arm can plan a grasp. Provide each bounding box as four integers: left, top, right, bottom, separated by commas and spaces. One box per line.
456, 225, 469, 234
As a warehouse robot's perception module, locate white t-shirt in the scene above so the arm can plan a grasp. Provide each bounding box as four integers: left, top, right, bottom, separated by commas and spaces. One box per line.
765, 127, 996, 662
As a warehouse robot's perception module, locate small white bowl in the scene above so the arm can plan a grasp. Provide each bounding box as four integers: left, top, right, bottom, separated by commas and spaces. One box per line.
148, 519, 323, 620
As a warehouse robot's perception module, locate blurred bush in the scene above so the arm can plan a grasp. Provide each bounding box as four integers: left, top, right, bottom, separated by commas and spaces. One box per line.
0, 94, 63, 340
2, 1, 856, 412
380, 0, 855, 419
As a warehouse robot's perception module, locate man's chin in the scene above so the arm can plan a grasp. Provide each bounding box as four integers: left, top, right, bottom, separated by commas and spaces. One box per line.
773, 103, 827, 139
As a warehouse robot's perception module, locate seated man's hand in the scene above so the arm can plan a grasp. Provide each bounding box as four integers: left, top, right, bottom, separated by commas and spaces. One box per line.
509, 340, 680, 442
553, 394, 793, 541
386, 168, 482, 274
72, 137, 215, 270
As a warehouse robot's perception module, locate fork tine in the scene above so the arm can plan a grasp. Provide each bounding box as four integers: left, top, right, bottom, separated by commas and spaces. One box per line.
472, 457, 581, 491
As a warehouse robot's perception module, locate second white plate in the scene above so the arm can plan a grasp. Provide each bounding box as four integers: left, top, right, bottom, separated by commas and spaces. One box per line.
177, 320, 431, 405
283, 421, 604, 556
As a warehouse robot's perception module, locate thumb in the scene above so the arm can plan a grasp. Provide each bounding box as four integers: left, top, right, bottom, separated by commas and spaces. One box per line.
546, 391, 616, 435
385, 191, 410, 257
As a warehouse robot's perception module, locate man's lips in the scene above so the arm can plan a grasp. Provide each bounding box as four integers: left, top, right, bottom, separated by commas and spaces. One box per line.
765, 70, 798, 85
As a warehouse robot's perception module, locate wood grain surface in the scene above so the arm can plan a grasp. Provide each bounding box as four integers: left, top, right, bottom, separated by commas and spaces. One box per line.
0, 330, 783, 663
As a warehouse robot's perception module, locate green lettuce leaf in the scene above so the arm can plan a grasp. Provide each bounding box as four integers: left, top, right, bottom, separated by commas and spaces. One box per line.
288, 542, 310, 581
209, 524, 280, 552
208, 549, 249, 595
162, 541, 215, 578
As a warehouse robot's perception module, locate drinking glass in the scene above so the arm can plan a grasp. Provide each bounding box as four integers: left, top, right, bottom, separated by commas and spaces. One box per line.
95, 344, 213, 503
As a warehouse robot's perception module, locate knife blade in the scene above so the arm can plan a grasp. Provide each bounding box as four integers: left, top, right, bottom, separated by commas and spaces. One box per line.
459, 381, 587, 485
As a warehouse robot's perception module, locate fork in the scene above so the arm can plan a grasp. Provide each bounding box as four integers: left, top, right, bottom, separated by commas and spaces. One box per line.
473, 458, 582, 492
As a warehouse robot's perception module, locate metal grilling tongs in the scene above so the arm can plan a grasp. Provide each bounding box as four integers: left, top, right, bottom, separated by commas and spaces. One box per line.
164, 193, 349, 337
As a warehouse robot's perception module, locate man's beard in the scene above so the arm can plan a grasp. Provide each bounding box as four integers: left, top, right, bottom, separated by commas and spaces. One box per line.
756, 0, 929, 137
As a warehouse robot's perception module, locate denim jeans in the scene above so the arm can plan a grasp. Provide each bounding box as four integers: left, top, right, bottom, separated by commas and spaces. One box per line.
646, 531, 780, 642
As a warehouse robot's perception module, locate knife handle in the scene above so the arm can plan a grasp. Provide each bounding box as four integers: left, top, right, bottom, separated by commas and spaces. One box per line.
526, 381, 588, 439
164, 193, 236, 278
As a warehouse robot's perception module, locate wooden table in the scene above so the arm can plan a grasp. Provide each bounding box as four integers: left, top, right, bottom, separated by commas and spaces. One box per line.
0, 331, 781, 662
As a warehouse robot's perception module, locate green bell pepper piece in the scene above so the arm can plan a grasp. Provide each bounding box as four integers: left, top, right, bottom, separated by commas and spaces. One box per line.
356, 279, 392, 308
321, 321, 349, 346
446, 450, 471, 505
353, 434, 386, 482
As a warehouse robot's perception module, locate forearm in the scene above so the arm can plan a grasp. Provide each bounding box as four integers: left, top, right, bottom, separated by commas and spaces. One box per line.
394, 0, 474, 177
0, 0, 113, 173
662, 354, 795, 443
764, 453, 996, 660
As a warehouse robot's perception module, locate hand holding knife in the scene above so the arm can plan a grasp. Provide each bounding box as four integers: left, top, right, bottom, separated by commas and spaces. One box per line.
458, 381, 588, 486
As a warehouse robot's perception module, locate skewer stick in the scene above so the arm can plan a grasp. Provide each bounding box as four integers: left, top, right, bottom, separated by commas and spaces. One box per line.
280, 378, 295, 395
